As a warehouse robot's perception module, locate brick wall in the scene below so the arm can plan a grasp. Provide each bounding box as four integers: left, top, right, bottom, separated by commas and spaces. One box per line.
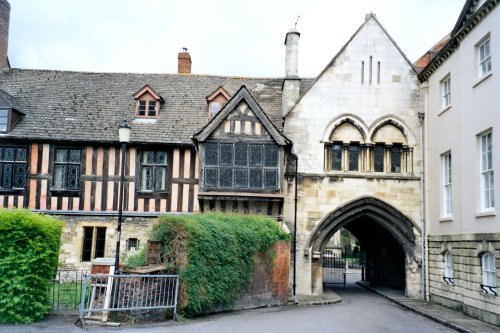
216, 240, 291, 311
0, 0, 9, 68
177, 51, 191, 74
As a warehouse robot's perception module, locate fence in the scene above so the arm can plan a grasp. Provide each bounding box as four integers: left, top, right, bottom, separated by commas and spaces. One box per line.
323, 251, 346, 286
323, 250, 366, 287
50, 269, 89, 312
79, 274, 179, 326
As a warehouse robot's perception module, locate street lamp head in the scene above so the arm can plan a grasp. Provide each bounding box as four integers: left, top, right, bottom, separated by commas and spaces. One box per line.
118, 119, 131, 143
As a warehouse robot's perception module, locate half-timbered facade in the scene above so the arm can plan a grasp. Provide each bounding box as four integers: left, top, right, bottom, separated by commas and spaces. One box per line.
2, 2, 499, 324
0, 67, 308, 268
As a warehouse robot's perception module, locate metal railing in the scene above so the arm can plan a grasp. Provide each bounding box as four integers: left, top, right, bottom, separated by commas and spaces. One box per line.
480, 284, 497, 296
50, 269, 89, 312
79, 274, 179, 326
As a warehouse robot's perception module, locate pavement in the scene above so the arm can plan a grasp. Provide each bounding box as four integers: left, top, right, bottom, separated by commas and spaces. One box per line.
356, 281, 499, 333
289, 276, 499, 333
0, 281, 500, 333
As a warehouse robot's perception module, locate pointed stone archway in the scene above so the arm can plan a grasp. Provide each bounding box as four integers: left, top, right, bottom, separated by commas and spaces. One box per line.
305, 196, 422, 296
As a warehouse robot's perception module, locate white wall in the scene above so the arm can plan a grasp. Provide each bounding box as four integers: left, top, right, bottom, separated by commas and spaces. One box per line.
426, 7, 500, 236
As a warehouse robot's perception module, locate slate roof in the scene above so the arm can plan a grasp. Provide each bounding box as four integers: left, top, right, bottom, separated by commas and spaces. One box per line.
0, 69, 312, 145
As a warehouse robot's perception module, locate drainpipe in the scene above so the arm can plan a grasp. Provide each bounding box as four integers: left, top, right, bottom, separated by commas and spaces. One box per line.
293, 154, 298, 302
419, 81, 429, 301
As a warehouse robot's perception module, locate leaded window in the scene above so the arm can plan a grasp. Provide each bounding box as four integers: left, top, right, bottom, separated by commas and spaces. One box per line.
374, 144, 385, 172
391, 145, 402, 173
140, 151, 167, 191
348, 144, 359, 171
204, 143, 279, 190
0, 146, 27, 189
53, 148, 81, 190
331, 144, 342, 171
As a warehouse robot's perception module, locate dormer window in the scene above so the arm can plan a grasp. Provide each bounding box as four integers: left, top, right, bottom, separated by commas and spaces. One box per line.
133, 85, 164, 119
0, 90, 25, 134
137, 100, 158, 117
207, 86, 230, 119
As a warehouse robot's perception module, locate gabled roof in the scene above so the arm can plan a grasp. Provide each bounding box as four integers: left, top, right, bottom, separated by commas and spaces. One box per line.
193, 85, 291, 146
419, 0, 498, 82
0, 70, 291, 144
284, 13, 416, 118
133, 84, 165, 104
206, 86, 230, 101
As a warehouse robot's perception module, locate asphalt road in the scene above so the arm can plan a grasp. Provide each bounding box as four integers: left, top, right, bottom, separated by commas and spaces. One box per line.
0, 283, 454, 333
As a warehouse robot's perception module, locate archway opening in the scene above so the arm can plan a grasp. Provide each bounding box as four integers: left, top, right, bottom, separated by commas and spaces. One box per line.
345, 217, 405, 289
307, 197, 419, 294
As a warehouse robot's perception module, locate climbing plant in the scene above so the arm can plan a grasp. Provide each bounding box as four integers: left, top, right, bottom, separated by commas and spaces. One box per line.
150, 213, 290, 317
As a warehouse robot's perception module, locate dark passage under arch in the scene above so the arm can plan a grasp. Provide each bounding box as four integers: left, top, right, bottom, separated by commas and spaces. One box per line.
307, 196, 420, 290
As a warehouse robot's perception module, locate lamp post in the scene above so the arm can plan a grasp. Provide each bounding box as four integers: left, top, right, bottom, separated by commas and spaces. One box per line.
115, 119, 131, 275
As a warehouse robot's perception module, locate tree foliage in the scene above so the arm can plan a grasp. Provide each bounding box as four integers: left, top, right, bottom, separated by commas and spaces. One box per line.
0, 209, 62, 323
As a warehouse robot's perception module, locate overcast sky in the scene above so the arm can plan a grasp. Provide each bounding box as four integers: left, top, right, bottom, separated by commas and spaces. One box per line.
8, 0, 464, 77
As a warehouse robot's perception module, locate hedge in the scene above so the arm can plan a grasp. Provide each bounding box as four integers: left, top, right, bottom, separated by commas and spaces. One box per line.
0, 209, 62, 323
150, 213, 290, 317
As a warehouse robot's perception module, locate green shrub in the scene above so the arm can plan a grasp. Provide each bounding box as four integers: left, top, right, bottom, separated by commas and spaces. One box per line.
0, 209, 62, 323
150, 213, 290, 317
125, 245, 147, 267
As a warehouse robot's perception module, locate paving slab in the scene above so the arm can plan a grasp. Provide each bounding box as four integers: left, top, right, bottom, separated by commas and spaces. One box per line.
357, 281, 499, 333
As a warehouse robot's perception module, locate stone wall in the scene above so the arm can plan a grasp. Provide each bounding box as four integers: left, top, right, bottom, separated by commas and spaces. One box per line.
58, 215, 155, 270
283, 173, 422, 296
428, 234, 500, 325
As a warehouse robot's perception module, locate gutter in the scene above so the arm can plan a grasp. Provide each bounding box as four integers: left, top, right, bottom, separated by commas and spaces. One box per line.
418, 82, 429, 301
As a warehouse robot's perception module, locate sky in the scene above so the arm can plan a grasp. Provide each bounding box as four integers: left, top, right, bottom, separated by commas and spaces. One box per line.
7, 0, 465, 78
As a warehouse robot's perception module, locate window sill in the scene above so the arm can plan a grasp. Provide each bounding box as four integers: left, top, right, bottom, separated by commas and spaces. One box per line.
0, 188, 27, 194
198, 191, 284, 201
133, 117, 158, 124
439, 217, 454, 222
475, 211, 496, 218
438, 105, 452, 116
49, 189, 81, 197
136, 191, 169, 198
473, 72, 492, 88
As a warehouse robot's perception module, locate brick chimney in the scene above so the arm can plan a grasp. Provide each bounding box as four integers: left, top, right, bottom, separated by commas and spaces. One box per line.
178, 48, 191, 74
0, 0, 9, 68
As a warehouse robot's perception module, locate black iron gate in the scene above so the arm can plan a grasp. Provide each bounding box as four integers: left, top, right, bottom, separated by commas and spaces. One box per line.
323, 249, 366, 287
50, 269, 89, 312
323, 250, 346, 287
